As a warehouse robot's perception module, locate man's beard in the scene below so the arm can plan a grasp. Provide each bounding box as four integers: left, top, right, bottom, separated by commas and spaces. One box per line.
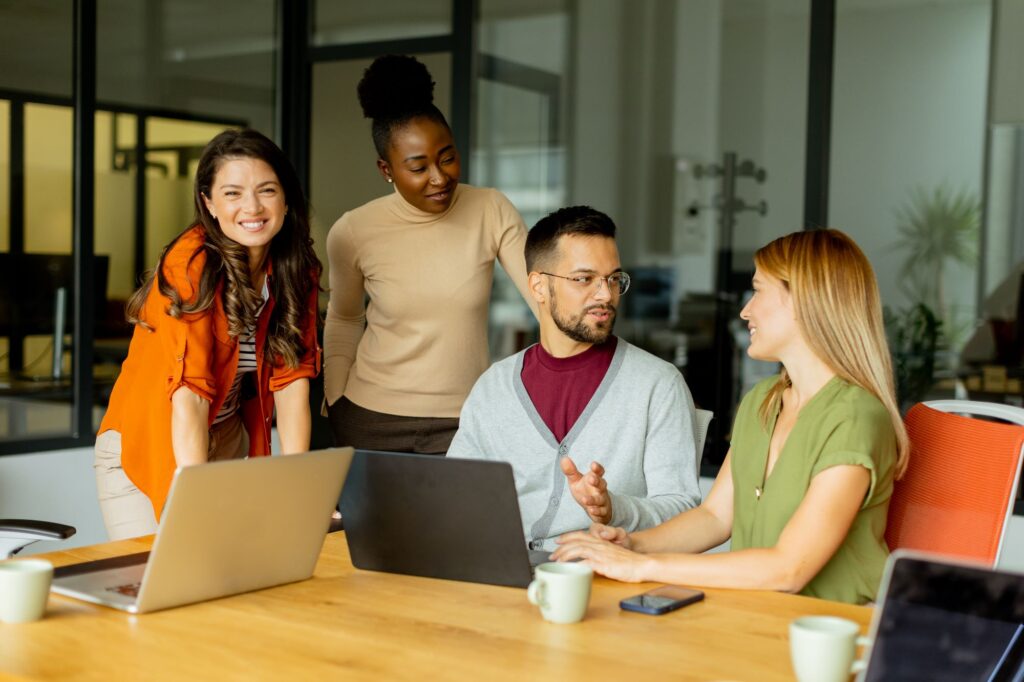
549, 286, 617, 344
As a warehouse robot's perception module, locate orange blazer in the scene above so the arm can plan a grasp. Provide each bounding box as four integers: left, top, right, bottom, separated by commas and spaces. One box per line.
98, 226, 321, 519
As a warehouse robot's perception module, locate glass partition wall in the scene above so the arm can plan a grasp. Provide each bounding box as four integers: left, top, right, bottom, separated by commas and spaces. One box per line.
2, 1, 1018, 483
0, 3, 76, 443
829, 0, 1000, 409
592, 1, 810, 466
468, 1, 814, 467
0, 0, 274, 452
467, 0, 1016, 468
306, 0, 812, 467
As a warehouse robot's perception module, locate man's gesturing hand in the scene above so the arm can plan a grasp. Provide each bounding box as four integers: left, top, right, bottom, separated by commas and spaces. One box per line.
561, 458, 612, 524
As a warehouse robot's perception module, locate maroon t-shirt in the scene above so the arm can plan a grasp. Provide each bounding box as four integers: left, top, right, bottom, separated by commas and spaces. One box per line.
521, 337, 618, 443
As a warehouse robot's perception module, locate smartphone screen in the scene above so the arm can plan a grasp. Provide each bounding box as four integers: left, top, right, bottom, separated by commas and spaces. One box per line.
620, 586, 705, 614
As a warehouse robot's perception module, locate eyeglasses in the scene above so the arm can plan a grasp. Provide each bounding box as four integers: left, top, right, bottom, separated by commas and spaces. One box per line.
540, 271, 631, 295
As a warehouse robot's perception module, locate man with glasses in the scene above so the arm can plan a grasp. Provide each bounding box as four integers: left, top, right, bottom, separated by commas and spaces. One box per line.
448, 206, 700, 552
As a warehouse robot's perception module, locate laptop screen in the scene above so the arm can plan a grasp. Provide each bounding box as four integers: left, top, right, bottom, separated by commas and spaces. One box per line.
864, 555, 1024, 682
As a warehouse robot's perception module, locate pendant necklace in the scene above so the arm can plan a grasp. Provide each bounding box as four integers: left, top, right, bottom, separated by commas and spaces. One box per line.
755, 443, 770, 500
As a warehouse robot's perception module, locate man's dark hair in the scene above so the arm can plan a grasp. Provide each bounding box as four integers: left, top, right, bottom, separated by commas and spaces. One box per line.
525, 205, 617, 272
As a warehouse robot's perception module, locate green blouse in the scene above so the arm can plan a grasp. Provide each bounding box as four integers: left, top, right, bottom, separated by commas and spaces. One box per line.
729, 375, 897, 604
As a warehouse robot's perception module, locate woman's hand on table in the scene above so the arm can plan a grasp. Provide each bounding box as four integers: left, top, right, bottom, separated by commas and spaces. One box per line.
552, 529, 650, 582
585, 523, 632, 549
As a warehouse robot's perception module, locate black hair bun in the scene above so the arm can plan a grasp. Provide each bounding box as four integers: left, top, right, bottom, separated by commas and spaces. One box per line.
357, 55, 436, 121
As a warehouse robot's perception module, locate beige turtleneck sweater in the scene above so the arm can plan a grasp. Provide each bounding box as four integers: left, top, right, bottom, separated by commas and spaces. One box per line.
324, 184, 536, 418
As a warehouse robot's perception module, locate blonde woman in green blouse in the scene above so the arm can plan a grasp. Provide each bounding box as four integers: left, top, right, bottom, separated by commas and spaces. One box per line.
553, 229, 910, 604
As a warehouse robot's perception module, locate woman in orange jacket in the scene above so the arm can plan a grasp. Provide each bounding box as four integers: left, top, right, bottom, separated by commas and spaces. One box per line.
95, 129, 322, 541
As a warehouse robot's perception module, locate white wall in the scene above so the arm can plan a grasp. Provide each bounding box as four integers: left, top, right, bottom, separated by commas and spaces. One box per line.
984, 0, 1024, 296
570, 1, 809, 291
717, 5, 810, 264
670, 0, 721, 296
829, 2, 990, 332
570, 0, 627, 228
0, 447, 109, 554
991, 0, 1024, 125
753, 10, 810, 245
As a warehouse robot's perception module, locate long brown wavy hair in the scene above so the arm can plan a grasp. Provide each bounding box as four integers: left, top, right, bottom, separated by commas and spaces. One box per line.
126, 129, 321, 368
754, 229, 910, 478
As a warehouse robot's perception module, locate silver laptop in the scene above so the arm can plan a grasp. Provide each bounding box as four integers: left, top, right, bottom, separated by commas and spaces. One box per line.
52, 447, 354, 614
859, 550, 1024, 681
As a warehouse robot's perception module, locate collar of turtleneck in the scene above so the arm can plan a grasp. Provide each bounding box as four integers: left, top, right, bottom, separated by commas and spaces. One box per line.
385, 183, 465, 224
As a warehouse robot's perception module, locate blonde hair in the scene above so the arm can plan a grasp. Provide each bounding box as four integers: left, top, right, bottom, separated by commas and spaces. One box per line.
754, 229, 909, 478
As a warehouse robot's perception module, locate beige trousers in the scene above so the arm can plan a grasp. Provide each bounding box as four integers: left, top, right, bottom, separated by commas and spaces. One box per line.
94, 414, 249, 541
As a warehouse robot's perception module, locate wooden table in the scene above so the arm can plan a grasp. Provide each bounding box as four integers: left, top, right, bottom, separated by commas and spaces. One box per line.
1, 534, 872, 681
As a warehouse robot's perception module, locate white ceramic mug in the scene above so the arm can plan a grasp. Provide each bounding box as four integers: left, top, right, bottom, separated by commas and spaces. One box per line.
527, 562, 593, 624
789, 615, 870, 682
0, 558, 54, 623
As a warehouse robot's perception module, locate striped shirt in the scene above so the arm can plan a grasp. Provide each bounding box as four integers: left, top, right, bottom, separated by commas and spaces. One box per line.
213, 278, 270, 425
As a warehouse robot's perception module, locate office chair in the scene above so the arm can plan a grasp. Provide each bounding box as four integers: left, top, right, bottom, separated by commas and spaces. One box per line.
885, 400, 1024, 566
0, 520, 77, 559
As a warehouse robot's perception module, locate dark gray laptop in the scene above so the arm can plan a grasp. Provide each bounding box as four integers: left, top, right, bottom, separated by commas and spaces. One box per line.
859, 550, 1024, 681
339, 450, 547, 588
52, 448, 354, 613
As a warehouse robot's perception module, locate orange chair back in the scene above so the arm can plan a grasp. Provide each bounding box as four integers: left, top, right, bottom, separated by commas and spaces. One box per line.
885, 403, 1024, 565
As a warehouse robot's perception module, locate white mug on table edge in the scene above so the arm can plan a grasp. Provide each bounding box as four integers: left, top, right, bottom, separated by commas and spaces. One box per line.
0, 558, 54, 624
527, 562, 593, 624
790, 615, 870, 682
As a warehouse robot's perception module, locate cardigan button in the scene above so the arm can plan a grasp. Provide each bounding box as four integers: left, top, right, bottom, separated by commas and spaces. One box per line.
558, 445, 567, 455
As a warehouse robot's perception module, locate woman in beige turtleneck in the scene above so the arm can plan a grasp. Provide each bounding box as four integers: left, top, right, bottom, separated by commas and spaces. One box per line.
324, 55, 536, 453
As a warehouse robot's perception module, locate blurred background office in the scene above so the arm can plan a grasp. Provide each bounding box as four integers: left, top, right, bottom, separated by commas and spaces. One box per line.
1, 0, 1022, 558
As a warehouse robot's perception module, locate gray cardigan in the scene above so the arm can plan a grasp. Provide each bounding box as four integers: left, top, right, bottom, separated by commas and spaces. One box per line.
448, 339, 701, 551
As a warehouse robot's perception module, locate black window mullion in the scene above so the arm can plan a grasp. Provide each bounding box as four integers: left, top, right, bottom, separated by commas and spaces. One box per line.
276, 0, 313, 192
72, 0, 97, 442
450, 0, 476, 180
134, 114, 147, 281
7, 100, 26, 371
8, 100, 24, 256
802, 0, 836, 230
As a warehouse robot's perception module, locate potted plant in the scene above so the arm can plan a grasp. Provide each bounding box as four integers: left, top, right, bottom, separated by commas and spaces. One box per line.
885, 184, 980, 407
884, 303, 942, 411
892, 184, 980, 346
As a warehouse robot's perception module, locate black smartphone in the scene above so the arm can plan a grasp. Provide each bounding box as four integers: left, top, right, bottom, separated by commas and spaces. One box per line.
619, 585, 705, 615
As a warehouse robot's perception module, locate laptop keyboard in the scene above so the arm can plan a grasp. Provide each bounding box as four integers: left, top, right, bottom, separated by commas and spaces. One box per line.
106, 582, 141, 598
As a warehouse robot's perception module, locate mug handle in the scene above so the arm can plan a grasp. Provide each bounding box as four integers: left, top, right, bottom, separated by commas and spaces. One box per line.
527, 579, 547, 609
850, 635, 873, 674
